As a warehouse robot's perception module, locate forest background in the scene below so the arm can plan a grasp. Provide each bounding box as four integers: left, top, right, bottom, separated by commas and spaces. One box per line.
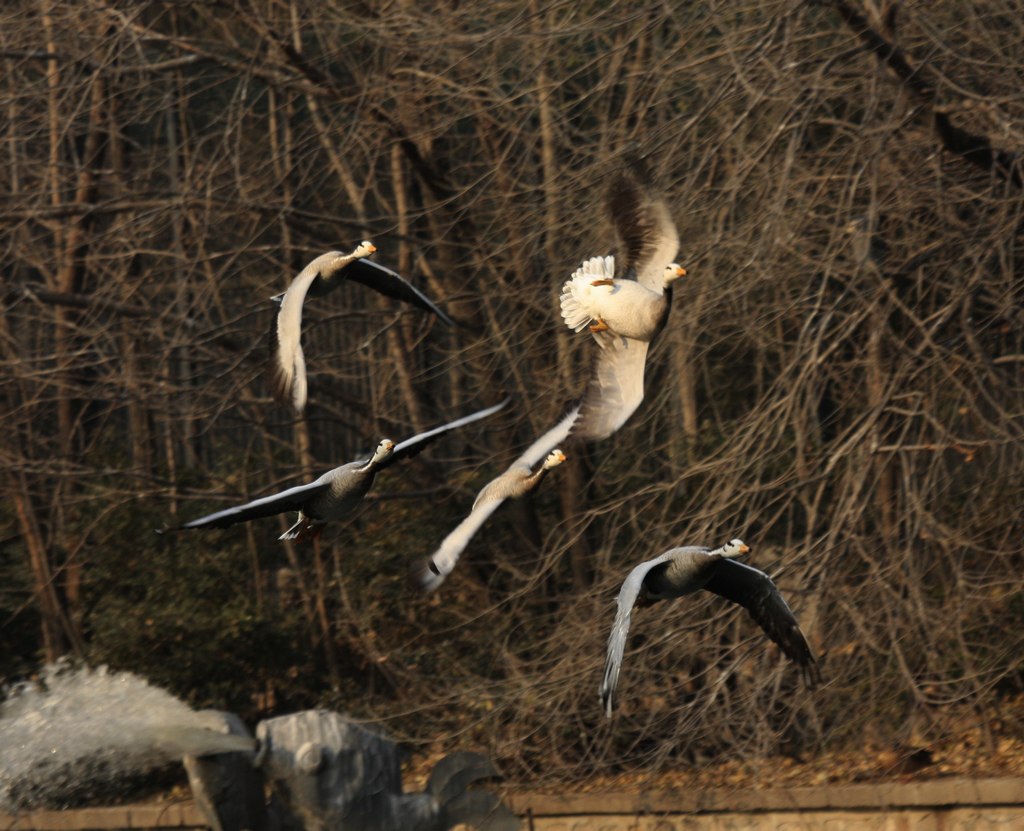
2, 0, 1023, 789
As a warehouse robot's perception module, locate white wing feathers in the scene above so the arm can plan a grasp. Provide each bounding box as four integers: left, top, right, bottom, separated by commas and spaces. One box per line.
415, 499, 505, 592
635, 198, 680, 292
514, 405, 580, 469
269, 261, 325, 414
559, 255, 616, 333
269, 251, 356, 414
573, 333, 648, 441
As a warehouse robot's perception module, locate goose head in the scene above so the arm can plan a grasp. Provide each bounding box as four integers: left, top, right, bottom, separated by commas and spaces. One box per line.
370, 439, 395, 465
543, 449, 567, 470
662, 262, 687, 287
353, 240, 377, 258
718, 538, 750, 558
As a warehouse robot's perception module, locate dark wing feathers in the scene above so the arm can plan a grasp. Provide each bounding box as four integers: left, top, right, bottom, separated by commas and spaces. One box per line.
703, 559, 821, 685
341, 260, 455, 326
606, 157, 680, 291
382, 400, 509, 469
172, 480, 332, 531
607, 171, 658, 274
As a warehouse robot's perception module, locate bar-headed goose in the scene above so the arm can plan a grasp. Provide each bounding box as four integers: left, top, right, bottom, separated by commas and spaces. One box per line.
410, 410, 574, 592
601, 539, 820, 717
269, 242, 454, 413
158, 401, 506, 542
564, 163, 686, 440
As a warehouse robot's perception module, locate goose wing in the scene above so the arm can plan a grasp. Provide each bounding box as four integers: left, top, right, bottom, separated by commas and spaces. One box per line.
703, 559, 821, 685
410, 498, 505, 592
514, 405, 580, 468
573, 333, 649, 441
163, 479, 332, 531
268, 257, 330, 413
600, 551, 678, 717
608, 162, 679, 292
380, 400, 509, 470
412, 406, 579, 592
340, 260, 455, 326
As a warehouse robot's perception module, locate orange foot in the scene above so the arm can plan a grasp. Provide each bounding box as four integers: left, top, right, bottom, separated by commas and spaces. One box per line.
590, 278, 615, 287
589, 319, 610, 333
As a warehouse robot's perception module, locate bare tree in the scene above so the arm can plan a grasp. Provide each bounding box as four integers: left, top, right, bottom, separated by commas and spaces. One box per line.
1, 0, 1022, 785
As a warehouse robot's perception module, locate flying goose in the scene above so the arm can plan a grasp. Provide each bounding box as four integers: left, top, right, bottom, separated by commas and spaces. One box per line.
410, 410, 574, 592
269, 242, 455, 413
158, 401, 506, 542
565, 164, 686, 440
600, 539, 821, 717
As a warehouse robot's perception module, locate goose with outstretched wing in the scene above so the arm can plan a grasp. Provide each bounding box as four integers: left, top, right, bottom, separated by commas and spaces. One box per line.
601, 539, 821, 717
158, 401, 506, 543
561, 163, 686, 440
269, 242, 454, 413
410, 410, 573, 592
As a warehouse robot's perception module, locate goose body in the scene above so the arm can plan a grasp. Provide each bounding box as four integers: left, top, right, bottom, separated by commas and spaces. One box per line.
159, 401, 507, 543
275, 442, 394, 542
560, 255, 685, 342
471, 449, 565, 511
411, 412, 573, 592
269, 242, 454, 413
600, 539, 820, 717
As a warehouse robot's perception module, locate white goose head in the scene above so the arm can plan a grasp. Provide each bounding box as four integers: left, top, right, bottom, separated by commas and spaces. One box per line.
717, 538, 750, 558
370, 439, 395, 465
353, 240, 376, 258
662, 262, 686, 288
542, 449, 567, 470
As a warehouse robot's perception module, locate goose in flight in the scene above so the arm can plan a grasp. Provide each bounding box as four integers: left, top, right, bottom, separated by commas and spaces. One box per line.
600, 539, 821, 717
269, 242, 454, 413
564, 164, 686, 440
158, 401, 506, 542
410, 410, 575, 592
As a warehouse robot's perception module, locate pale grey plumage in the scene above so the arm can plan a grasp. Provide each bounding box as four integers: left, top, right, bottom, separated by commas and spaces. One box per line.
471, 448, 566, 511
600, 539, 820, 717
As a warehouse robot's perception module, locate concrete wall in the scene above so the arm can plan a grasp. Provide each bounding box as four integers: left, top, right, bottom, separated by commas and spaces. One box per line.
3, 777, 1024, 830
